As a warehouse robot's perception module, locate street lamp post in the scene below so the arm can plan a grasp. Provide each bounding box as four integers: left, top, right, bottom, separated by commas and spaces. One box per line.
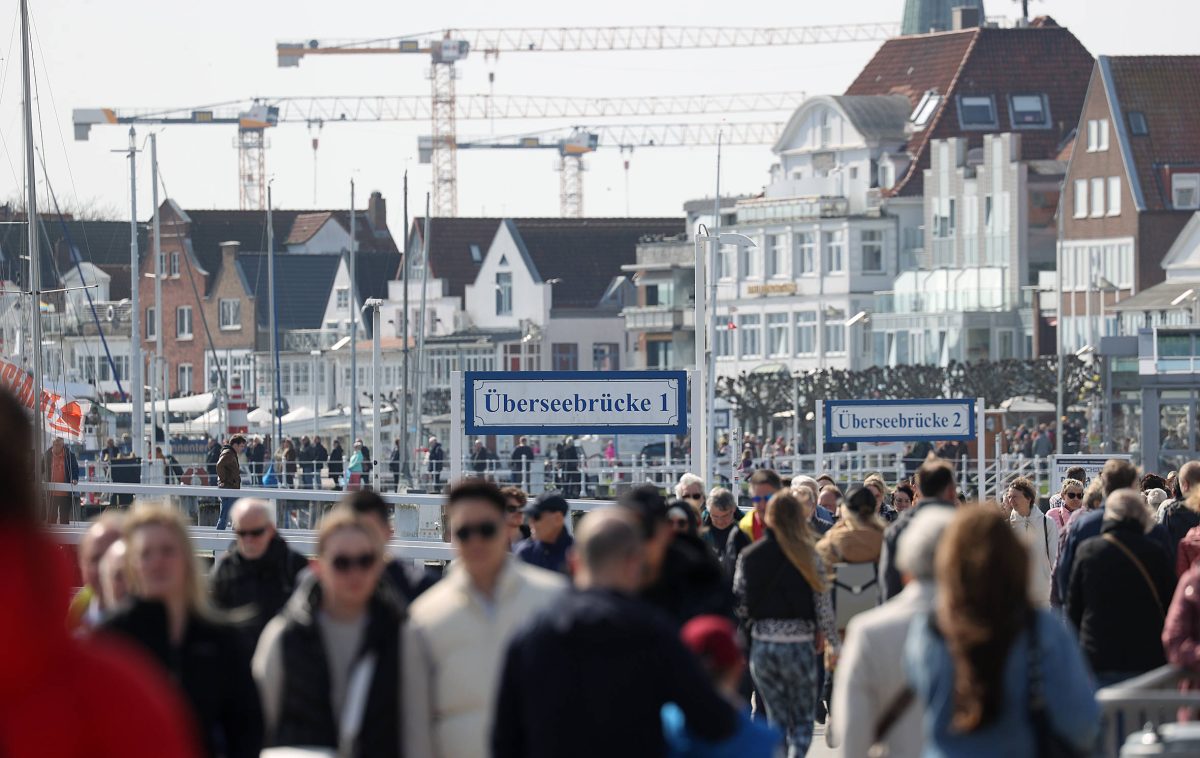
310, 349, 321, 446
364, 298, 383, 491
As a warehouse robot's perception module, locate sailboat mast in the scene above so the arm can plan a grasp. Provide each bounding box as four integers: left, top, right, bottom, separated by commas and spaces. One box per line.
21, 0, 45, 476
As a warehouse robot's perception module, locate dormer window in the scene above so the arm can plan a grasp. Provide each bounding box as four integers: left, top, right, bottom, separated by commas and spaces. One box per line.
470, 244, 482, 263
1129, 111, 1149, 136
1173, 174, 1200, 210
957, 95, 998, 130
911, 90, 942, 129
1009, 94, 1051, 129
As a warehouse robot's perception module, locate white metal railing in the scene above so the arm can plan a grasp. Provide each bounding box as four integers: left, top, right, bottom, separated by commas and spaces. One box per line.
1096, 665, 1200, 756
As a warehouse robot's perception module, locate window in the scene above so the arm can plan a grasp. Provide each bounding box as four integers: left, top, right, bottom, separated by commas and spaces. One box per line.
645, 341, 673, 370
824, 317, 846, 354
911, 90, 942, 128
717, 245, 733, 279
1086, 118, 1110, 151
169, 251, 180, 277
335, 287, 349, 310
1129, 111, 1148, 136
984, 195, 994, 229
738, 314, 761, 358
469, 244, 482, 262
715, 323, 734, 358
765, 234, 786, 278
933, 198, 956, 238
794, 232, 816, 275
551, 343, 578, 371
495, 272, 513, 315
740, 245, 760, 279
767, 313, 789, 357
823, 230, 845, 273
1009, 94, 1050, 128
1172, 174, 1200, 210
176, 306, 193, 339
592, 343, 619, 371
820, 109, 833, 147
957, 95, 997, 129
1073, 179, 1088, 219
794, 312, 816, 355
178, 364, 193, 395
145, 307, 155, 340
219, 298, 241, 330
1090, 177, 1105, 218
1107, 176, 1122, 216
113, 355, 129, 381
861, 229, 884, 273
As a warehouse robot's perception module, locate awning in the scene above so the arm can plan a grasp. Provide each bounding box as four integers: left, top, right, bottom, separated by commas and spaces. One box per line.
1000, 396, 1055, 414
104, 391, 216, 415
1108, 281, 1199, 312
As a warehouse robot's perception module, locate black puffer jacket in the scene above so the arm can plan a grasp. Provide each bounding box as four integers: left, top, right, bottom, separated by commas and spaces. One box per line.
259, 575, 403, 758
641, 532, 734, 627
210, 535, 310, 648
101, 598, 263, 758
1067, 518, 1177, 676
734, 529, 816, 623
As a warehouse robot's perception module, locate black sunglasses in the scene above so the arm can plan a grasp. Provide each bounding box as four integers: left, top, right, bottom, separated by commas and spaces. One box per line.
505, 504, 522, 514
751, 495, 771, 504
234, 526, 268, 538
682, 493, 704, 501
1064, 491, 1083, 499
330, 552, 378, 572
669, 518, 690, 528
455, 521, 500, 542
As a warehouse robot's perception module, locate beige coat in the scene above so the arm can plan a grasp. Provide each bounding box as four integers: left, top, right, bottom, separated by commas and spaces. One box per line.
403, 556, 567, 758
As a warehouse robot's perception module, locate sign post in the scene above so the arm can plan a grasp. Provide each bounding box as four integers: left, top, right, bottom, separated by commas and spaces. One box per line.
977, 396, 986, 501
1050, 453, 1132, 493
450, 370, 463, 484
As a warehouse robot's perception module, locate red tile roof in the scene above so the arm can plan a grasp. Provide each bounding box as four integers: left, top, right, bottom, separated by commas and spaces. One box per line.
846, 23, 1093, 196
286, 212, 334, 245
1103, 56, 1200, 212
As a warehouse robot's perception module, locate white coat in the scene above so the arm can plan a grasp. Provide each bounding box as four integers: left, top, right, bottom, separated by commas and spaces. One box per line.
1010, 507, 1060, 607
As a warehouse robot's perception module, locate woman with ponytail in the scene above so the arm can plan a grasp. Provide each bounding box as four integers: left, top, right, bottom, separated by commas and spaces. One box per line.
904, 507, 1098, 755
732, 492, 838, 757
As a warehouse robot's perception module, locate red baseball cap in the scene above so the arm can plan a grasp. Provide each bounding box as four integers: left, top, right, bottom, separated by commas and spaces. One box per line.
680, 615, 744, 672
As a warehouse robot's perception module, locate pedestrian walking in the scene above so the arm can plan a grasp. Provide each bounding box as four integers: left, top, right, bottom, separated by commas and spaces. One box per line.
389, 437, 402, 489
347, 441, 365, 490
427, 436, 444, 488
341, 489, 438, 604
209, 499, 309, 649
740, 469, 782, 542
253, 508, 403, 758
328, 438, 345, 490
879, 458, 958, 602
67, 512, 124, 632
1067, 489, 1176, 685
513, 492, 574, 574
215, 434, 247, 531
492, 508, 737, 758
101, 504, 263, 758
403, 480, 567, 758
500, 486, 531, 547
510, 436, 534, 489
904, 508, 1099, 755
733, 492, 839, 756
43, 436, 79, 524
1164, 557, 1200, 719
1047, 478, 1085, 532
817, 485, 885, 566
1161, 461, 1200, 550
297, 436, 314, 489
701, 487, 752, 582
1005, 476, 1058, 607
312, 434, 328, 489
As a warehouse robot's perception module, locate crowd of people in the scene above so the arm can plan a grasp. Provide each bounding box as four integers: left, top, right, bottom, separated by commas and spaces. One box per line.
13, 376, 1200, 756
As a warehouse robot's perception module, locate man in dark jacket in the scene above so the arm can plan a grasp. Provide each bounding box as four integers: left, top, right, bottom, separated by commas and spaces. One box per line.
513, 492, 574, 574
328, 438, 344, 489
620, 484, 733, 626
245, 436, 265, 484
341, 489, 437, 603
209, 499, 310, 650
510, 436, 535, 488
296, 436, 314, 488
205, 436, 222, 480
43, 437, 80, 524
216, 435, 246, 531
427, 436, 444, 488
1068, 489, 1177, 686
878, 457, 957, 602
701, 487, 751, 582
492, 508, 736, 758
389, 437, 403, 489
311, 435, 328, 488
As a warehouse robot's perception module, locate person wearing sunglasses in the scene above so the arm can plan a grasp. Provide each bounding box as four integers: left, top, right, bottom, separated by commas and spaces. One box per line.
404, 480, 567, 758
740, 469, 783, 542
674, 473, 707, 519
210, 498, 310, 649
340, 489, 438, 604
499, 486, 532, 546
254, 508, 402, 757
668, 503, 700, 538
514, 492, 574, 574
1047, 478, 1085, 533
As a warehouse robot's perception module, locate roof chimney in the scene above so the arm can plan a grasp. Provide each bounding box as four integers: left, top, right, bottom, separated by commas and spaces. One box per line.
952, 5, 981, 30
368, 191, 386, 231
220, 240, 240, 264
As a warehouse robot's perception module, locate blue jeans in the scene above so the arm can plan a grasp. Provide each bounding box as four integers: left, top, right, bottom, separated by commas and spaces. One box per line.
216, 496, 236, 530
750, 638, 817, 758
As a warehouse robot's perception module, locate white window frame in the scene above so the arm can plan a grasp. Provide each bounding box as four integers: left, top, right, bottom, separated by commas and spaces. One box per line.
824, 318, 846, 355
145, 307, 156, 340
1107, 176, 1122, 216
766, 234, 787, 279
861, 229, 885, 274
956, 95, 998, 130
169, 251, 180, 277
740, 245, 761, 280
495, 271, 513, 316
176, 305, 193, 340
218, 298, 241, 330
1008, 93, 1051, 129
794, 231, 816, 276
823, 230, 845, 274
1099, 118, 1110, 151
1172, 173, 1200, 210
1073, 179, 1088, 219
1090, 177, 1106, 218
335, 287, 350, 310
738, 314, 761, 358
794, 312, 817, 356
766, 313, 789, 357
714, 323, 734, 359
178, 363, 193, 395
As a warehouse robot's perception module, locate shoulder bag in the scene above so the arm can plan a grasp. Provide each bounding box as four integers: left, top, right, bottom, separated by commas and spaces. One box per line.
1101, 533, 1165, 617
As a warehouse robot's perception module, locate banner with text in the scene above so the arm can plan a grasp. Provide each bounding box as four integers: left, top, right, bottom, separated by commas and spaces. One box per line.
466, 370, 687, 436
824, 398, 976, 444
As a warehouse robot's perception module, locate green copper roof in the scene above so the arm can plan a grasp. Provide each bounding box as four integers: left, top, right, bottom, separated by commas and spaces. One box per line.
901, 0, 986, 35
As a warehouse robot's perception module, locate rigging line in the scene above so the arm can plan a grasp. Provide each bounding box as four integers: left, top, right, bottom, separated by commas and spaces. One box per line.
37, 147, 127, 400
0, 10, 22, 190
156, 164, 228, 394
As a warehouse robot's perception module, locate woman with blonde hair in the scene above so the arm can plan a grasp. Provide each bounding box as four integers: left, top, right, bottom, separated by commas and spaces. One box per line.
733, 492, 839, 756
101, 503, 262, 757
905, 508, 1098, 755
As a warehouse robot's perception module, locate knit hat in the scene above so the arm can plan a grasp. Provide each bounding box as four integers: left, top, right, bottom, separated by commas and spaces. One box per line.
680, 615, 743, 673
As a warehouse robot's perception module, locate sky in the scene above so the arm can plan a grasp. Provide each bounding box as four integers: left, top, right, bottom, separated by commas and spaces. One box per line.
2, 0, 1198, 230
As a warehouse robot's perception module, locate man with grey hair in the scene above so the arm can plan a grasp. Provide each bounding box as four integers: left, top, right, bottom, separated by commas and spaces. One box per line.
492, 508, 736, 757
791, 474, 835, 525
209, 498, 310, 648
1068, 488, 1177, 686
675, 472, 706, 510
831, 507, 955, 758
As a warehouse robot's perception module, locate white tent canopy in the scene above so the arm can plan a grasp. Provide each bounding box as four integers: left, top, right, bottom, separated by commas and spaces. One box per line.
104, 391, 216, 415
1000, 396, 1055, 414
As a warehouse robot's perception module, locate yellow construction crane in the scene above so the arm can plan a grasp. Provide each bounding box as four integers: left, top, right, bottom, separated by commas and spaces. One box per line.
73, 92, 807, 211
426, 122, 785, 217
277, 23, 897, 217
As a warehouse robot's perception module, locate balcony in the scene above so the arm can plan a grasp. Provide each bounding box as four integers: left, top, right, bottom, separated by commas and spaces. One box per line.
282, 329, 345, 352
875, 288, 1032, 315
1139, 328, 1200, 375
734, 196, 850, 224
623, 305, 695, 332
